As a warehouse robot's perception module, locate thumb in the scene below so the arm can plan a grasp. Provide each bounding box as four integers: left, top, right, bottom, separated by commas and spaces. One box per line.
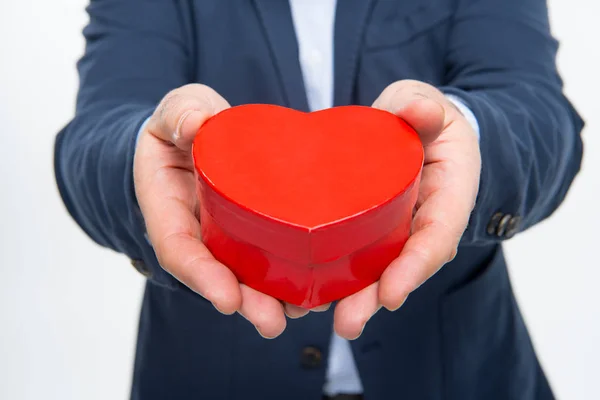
146, 84, 230, 151
372, 82, 446, 146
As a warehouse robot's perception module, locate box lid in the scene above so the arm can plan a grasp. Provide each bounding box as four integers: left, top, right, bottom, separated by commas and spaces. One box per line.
193, 104, 423, 265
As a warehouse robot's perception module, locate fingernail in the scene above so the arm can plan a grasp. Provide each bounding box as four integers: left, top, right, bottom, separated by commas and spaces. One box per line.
392, 92, 428, 111
285, 311, 306, 319
311, 303, 331, 312
283, 303, 310, 319
173, 109, 196, 142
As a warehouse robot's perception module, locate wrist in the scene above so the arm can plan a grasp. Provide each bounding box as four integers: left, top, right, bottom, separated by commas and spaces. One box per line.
444, 94, 480, 140
136, 116, 152, 148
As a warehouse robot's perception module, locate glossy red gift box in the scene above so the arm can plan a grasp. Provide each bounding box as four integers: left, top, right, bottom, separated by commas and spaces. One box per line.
192, 104, 423, 308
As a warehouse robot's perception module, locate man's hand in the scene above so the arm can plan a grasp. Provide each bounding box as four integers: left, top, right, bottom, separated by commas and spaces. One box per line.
134, 84, 312, 338
133, 81, 480, 339
334, 80, 482, 340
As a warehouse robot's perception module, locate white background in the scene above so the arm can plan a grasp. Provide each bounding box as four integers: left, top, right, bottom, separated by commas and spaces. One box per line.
0, 1, 598, 399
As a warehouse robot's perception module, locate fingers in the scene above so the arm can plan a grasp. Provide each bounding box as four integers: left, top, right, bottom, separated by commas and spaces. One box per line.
239, 284, 287, 339
284, 303, 310, 319
394, 99, 446, 145
135, 135, 242, 315
283, 301, 331, 319
334, 282, 381, 340
311, 303, 332, 312
379, 185, 473, 311
372, 80, 450, 145
134, 84, 238, 314
146, 186, 243, 314
146, 84, 230, 151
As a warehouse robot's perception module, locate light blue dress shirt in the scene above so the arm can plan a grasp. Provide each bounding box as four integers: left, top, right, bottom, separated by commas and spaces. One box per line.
138, 0, 479, 396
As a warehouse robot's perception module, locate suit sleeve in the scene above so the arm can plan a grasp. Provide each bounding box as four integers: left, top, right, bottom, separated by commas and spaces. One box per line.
439, 0, 585, 244
54, 0, 193, 288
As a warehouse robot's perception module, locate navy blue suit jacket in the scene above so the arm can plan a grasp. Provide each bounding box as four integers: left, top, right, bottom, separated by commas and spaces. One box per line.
54, 1, 584, 399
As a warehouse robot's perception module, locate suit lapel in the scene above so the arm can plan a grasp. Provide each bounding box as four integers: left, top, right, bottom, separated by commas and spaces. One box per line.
252, 0, 310, 112
333, 0, 376, 106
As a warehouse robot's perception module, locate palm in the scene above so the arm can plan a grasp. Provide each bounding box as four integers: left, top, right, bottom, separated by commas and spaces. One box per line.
135, 105, 290, 339
150, 137, 199, 227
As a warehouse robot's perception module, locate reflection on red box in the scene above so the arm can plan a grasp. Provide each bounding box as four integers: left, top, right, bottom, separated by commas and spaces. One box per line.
193, 104, 423, 308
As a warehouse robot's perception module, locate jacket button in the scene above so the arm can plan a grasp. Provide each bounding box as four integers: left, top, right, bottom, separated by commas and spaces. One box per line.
300, 346, 322, 369
131, 259, 152, 278
504, 216, 522, 239
486, 212, 504, 236
496, 213, 513, 237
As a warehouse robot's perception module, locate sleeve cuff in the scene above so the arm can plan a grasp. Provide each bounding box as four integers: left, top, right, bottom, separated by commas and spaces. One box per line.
136, 116, 152, 147
445, 94, 481, 140
135, 116, 153, 245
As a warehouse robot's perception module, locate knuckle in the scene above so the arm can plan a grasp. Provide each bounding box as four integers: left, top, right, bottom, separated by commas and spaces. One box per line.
388, 79, 413, 91
384, 80, 404, 93
407, 246, 434, 269
388, 93, 409, 112
387, 82, 410, 99
392, 79, 424, 93
378, 81, 406, 103
181, 84, 219, 106
161, 90, 186, 110
414, 213, 441, 232
159, 89, 210, 119
156, 92, 184, 128
181, 83, 212, 94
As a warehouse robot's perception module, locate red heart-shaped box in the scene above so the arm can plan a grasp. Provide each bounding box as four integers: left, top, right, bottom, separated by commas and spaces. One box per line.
192, 104, 423, 308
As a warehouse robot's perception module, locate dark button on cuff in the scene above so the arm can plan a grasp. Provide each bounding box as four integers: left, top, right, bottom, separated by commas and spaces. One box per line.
131, 259, 152, 278
300, 346, 322, 369
486, 212, 504, 236
504, 216, 522, 239
496, 214, 513, 237
487, 212, 522, 239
